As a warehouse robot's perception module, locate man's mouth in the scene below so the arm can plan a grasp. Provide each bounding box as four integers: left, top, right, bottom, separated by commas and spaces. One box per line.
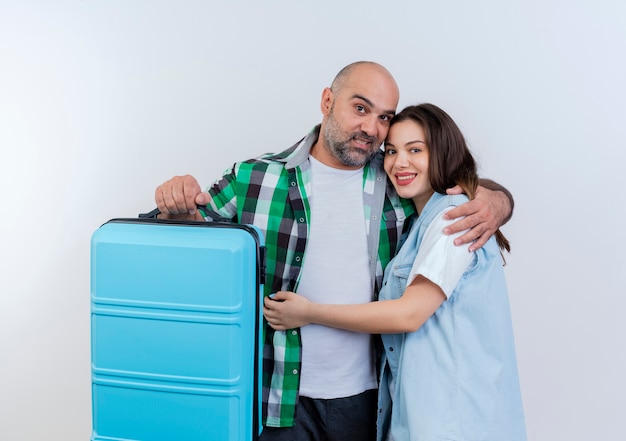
351, 133, 375, 148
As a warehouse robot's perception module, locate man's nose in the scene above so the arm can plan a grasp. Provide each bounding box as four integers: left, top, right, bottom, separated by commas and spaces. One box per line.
360, 115, 378, 137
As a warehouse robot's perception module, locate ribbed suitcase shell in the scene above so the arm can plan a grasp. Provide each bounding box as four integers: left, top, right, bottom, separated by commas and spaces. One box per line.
90, 219, 264, 441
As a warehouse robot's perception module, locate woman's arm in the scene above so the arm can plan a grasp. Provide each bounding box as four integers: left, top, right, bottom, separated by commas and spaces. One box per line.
263, 275, 446, 334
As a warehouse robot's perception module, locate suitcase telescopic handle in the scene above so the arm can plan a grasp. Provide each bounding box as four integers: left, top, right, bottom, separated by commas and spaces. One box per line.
138, 205, 231, 222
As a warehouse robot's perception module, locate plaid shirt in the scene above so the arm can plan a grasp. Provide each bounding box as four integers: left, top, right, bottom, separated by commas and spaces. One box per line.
205, 126, 414, 427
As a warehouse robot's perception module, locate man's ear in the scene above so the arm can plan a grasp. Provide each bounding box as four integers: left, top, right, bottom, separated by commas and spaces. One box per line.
320, 87, 333, 116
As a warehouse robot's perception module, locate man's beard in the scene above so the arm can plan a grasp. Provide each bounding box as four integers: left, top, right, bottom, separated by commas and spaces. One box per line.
323, 111, 381, 167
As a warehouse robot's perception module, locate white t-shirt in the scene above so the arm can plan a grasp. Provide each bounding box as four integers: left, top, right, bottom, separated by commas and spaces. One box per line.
407, 207, 473, 298
297, 155, 377, 399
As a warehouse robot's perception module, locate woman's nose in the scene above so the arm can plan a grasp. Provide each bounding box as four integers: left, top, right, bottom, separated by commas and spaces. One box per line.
395, 152, 409, 168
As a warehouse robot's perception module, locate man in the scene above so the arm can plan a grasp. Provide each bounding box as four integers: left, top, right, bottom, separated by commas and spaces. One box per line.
155, 61, 513, 441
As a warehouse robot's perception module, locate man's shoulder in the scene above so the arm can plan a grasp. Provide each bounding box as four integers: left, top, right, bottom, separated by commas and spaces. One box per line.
236, 129, 313, 171
229, 144, 301, 184
235, 149, 293, 172
242, 148, 294, 165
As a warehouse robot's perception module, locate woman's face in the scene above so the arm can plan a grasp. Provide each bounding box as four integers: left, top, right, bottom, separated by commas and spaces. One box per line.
383, 120, 434, 213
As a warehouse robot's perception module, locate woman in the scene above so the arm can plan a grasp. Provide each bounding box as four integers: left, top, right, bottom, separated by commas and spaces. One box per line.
263, 103, 526, 440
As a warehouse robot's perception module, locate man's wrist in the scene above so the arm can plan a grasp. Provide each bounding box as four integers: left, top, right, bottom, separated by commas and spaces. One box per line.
478, 178, 514, 225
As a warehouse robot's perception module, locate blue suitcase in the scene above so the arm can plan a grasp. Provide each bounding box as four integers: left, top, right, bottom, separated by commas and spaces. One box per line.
90, 213, 265, 441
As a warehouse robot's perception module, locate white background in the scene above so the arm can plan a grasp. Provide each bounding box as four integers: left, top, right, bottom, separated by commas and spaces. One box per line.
1, 1, 624, 439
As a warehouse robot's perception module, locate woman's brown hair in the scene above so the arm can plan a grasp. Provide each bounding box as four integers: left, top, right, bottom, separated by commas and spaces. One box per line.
389, 103, 510, 253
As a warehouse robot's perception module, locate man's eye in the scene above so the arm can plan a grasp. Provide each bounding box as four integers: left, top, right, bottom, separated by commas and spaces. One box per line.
355, 105, 366, 113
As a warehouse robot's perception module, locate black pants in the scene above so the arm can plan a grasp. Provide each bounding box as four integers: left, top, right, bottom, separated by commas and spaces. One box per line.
259, 389, 377, 441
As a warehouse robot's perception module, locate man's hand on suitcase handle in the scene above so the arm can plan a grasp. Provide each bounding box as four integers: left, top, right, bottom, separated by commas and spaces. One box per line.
155, 174, 210, 221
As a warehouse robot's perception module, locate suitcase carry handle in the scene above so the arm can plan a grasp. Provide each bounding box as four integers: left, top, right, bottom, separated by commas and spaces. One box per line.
139, 205, 231, 222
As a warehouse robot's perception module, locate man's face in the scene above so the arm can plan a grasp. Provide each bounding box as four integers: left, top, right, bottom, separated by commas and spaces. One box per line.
320, 66, 399, 169
323, 103, 383, 168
